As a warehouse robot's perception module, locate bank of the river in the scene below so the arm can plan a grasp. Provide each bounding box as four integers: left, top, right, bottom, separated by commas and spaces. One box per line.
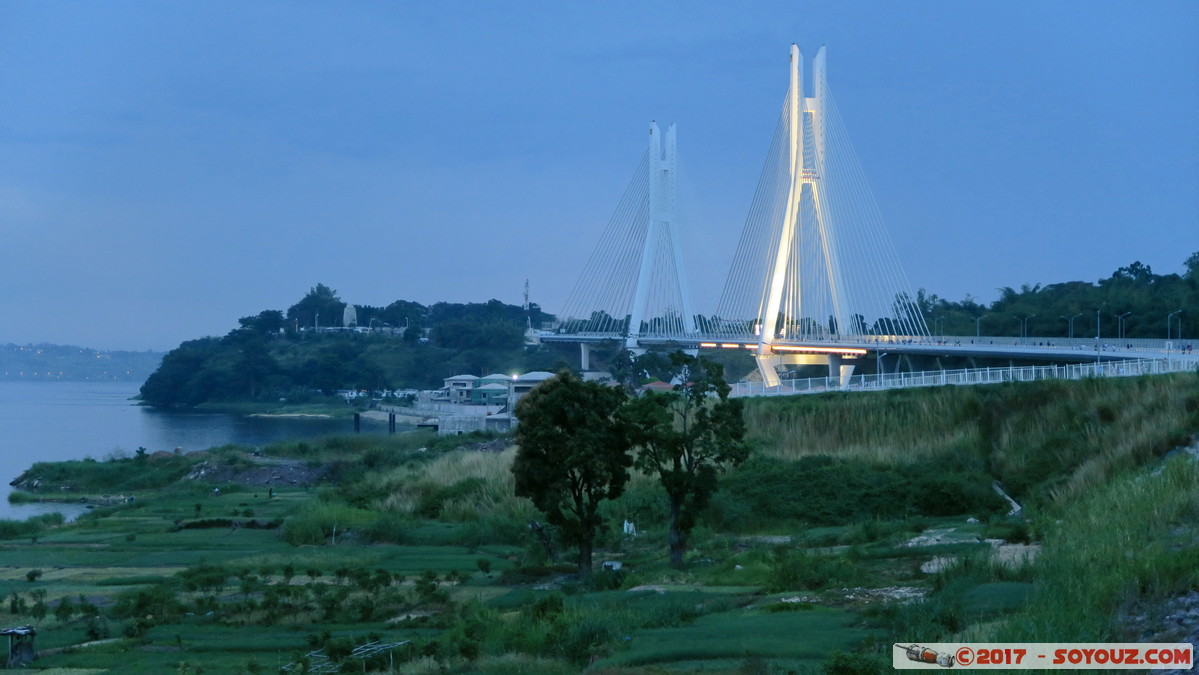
2, 421, 1197, 672
184, 399, 361, 417
0, 381, 406, 521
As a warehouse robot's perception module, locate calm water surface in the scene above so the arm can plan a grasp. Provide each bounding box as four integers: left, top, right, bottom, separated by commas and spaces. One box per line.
0, 381, 388, 520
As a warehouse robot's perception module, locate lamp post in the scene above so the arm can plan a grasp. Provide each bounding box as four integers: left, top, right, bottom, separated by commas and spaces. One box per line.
1016, 314, 1036, 339
1061, 312, 1083, 340
1113, 312, 1131, 340
933, 317, 944, 338
1168, 309, 1182, 340
974, 315, 986, 338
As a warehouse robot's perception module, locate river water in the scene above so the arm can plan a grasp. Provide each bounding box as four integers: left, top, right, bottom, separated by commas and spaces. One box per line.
0, 381, 389, 520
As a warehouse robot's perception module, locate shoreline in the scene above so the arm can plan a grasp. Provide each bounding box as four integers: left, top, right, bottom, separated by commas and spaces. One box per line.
247, 413, 333, 418
360, 409, 429, 423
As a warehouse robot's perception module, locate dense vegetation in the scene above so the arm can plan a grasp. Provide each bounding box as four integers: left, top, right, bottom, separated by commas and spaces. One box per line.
918, 251, 1199, 339
4, 371, 1197, 672
140, 285, 567, 408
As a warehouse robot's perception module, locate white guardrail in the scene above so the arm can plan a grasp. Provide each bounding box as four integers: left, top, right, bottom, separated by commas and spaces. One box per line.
731, 357, 1199, 398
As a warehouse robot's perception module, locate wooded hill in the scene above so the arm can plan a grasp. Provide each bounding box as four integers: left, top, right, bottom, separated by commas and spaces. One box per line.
918, 252, 1198, 339
139, 284, 567, 408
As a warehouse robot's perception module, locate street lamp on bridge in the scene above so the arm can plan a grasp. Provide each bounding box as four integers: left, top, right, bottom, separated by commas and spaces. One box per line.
1168, 309, 1183, 340
1113, 312, 1131, 340
1061, 312, 1084, 339
1016, 313, 1037, 339
974, 315, 986, 338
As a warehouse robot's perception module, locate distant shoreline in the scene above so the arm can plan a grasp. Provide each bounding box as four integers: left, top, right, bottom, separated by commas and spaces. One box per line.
247, 413, 332, 418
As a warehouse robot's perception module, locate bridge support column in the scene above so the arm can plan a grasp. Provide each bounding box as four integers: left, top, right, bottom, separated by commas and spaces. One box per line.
755, 352, 830, 388
839, 362, 857, 387
580, 343, 591, 371
826, 354, 857, 388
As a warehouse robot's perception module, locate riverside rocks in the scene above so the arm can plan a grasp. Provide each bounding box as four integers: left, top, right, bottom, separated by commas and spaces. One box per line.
183, 459, 330, 487
1125, 590, 1199, 674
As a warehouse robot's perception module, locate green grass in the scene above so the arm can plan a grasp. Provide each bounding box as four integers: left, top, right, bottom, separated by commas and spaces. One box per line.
742, 373, 1199, 508
3, 373, 1197, 672
997, 452, 1199, 642
595, 606, 874, 669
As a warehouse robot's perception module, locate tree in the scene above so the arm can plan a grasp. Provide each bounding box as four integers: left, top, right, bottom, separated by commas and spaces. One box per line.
1185, 250, 1199, 284
232, 337, 276, 399
285, 284, 345, 331
237, 310, 286, 335
512, 370, 633, 577
381, 299, 427, 330
30, 590, 47, 624
54, 595, 74, 624
621, 353, 748, 568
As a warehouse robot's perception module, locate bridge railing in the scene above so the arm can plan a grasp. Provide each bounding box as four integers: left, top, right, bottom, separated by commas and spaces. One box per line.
889, 335, 1195, 353
730, 357, 1198, 398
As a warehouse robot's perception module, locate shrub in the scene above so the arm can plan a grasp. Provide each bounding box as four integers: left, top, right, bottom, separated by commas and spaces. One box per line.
111, 584, 183, 620
530, 592, 565, 621
417, 477, 487, 518
587, 567, 624, 591
0, 512, 64, 540
766, 548, 863, 592
824, 651, 889, 674
982, 519, 1030, 544
280, 501, 378, 545
557, 612, 617, 665
85, 616, 111, 640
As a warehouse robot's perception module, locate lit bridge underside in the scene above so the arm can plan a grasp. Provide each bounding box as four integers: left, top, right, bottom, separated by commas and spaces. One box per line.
540, 333, 1193, 368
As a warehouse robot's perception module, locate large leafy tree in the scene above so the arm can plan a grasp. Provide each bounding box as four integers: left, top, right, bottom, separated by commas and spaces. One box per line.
286, 284, 345, 331
237, 310, 286, 335
512, 371, 632, 577
622, 352, 749, 568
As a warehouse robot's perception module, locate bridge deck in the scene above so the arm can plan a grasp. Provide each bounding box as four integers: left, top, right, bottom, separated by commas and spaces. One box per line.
540, 333, 1196, 363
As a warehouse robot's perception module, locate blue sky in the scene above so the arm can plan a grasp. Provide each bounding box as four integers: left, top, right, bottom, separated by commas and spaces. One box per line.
2, 1, 1196, 350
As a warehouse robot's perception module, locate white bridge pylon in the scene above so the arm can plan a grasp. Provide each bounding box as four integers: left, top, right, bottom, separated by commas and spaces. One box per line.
630, 122, 697, 349
759, 45, 844, 357
716, 44, 928, 386
755, 45, 849, 386
555, 122, 699, 354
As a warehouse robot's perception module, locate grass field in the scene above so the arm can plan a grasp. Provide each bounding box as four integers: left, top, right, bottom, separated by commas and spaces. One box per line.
1, 371, 1196, 673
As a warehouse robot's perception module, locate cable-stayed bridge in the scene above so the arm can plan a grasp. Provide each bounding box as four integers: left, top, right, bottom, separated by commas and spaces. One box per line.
543, 45, 1195, 388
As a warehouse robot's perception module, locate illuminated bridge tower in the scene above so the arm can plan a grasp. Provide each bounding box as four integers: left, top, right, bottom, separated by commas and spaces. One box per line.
716, 44, 927, 387
756, 45, 845, 385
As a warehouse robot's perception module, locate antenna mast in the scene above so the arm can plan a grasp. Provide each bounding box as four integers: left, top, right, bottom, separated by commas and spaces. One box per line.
523, 278, 531, 329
